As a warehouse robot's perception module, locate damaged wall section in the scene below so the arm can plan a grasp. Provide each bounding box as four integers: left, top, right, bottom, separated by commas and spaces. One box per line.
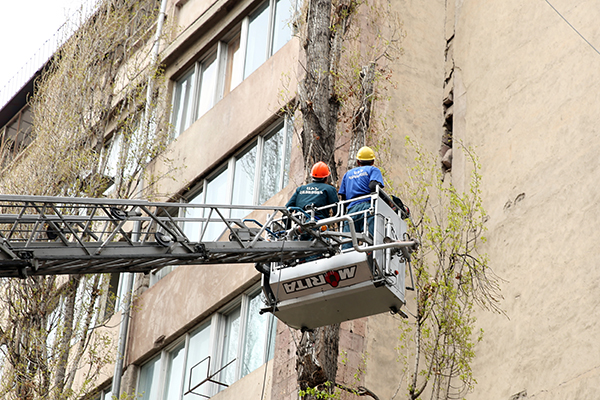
441, 0, 455, 172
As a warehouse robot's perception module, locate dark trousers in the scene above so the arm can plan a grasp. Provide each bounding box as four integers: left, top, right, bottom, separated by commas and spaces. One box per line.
342, 201, 373, 250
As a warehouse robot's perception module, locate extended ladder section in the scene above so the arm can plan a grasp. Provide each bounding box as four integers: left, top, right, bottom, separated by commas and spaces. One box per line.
0, 191, 418, 329
0, 195, 336, 278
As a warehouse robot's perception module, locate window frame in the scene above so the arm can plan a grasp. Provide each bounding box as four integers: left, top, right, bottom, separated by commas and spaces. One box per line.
178, 117, 292, 244
91, 385, 114, 400
135, 286, 275, 399
256, 118, 293, 205
171, 67, 197, 139
170, 0, 296, 139
150, 113, 292, 285
162, 337, 189, 400
194, 49, 220, 120
137, 353, 162, 400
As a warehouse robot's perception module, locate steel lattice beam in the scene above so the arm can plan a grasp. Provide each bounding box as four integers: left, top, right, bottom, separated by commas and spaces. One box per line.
0, 195, 334, 278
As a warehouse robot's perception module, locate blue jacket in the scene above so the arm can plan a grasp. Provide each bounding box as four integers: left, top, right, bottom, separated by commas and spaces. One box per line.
338, 165, 384, 208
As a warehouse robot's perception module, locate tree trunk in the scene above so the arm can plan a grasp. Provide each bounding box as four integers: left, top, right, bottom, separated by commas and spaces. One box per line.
53, 275, 80, 398
346, 62, 376, 168
296, 324, 340, 394
296, 1, 342, 394
65, 274, 102, 392
299, 0, 339, 183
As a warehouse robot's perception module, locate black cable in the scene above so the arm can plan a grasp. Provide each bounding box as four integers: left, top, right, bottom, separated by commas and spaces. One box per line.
543, 0, 600, 56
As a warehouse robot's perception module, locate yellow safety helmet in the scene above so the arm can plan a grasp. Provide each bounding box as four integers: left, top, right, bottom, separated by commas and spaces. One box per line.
356, 146, 375, 161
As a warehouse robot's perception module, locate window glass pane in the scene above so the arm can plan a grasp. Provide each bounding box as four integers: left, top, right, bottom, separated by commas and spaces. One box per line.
103, 387, 113, 400
172, 69, 196, 138
258, 124, 291, 204
244, 2, 270, 79
104, 133, 122, 179
184, 322, 212, 399
137, 355, 161, 400
204, 168, 230, 240
163, 342, 186, 400
197, 54, 218, 118
241, 292, 275, 377
231, 144, 257, 218
115, 273, 132, 313
271, 0, 293, 55
220, 307, 241, 386
184, 191, 204, 242
224, 34, 244, 94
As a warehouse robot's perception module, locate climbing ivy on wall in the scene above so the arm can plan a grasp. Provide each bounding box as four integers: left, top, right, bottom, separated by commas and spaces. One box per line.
394, 139, 504, 400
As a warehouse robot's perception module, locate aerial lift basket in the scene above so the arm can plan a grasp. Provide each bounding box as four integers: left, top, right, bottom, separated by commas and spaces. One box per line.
265, 189, 415, 330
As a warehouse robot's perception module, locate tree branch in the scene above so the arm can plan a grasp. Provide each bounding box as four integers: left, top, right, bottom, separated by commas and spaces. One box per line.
336, 383, 380, 400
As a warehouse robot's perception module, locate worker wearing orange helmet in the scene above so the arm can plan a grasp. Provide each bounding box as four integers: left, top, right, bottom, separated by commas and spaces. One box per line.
286, 161, 338, 221
338, 146, 384, 249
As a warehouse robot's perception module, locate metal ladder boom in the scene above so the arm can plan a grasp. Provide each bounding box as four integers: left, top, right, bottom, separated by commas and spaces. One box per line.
0, 195, 333, 278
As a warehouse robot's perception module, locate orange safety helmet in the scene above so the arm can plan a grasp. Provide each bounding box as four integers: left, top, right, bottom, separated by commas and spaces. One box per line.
311, 161, 331, 179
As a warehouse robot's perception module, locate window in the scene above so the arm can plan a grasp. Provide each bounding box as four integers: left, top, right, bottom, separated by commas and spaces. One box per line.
163, 341, 186, 400
170, 0, 296, 138
91, 386, 113, 400
180, 119, 292, 242
138, 355, 162, 400
223, 34, 243, 95
172, 69, 196, 138
102, 132, 124, 194
258, 122, 293, 204
241, 293, 276, 376
244, 0, 295, 79
219, 306, 241, 386
204, 166, 231, 241
103, 273, 120, 321
231, 144, 257, 218
218, 291, 276, 389
102, 116, 142, 195
184, 323, 212, 399
0, 105, 34, 167
136, 289, 275, 399
196, 53, 218, 119
103, 387, 113, 400
150, 118, 292, 285
183, 191, 204, 243
102, 273, 132, 320
243, 2, 270, 79
271, 0, 294, 55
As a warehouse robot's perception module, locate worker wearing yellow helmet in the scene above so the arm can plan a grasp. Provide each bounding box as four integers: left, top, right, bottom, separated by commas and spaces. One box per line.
338, 146, 384, 249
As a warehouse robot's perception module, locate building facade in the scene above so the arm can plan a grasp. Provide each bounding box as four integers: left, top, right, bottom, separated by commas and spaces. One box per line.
0, 0, 599, 399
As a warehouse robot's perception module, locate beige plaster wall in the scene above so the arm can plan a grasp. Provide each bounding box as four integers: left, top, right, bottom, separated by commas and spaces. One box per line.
128, 262, 260, 363
173, 0, 219, 32
450, 0, 600, 398
210, 361, 273, 400
364, 312, 406, 399
382, 0, 448, 186
355, 0, 448, 396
